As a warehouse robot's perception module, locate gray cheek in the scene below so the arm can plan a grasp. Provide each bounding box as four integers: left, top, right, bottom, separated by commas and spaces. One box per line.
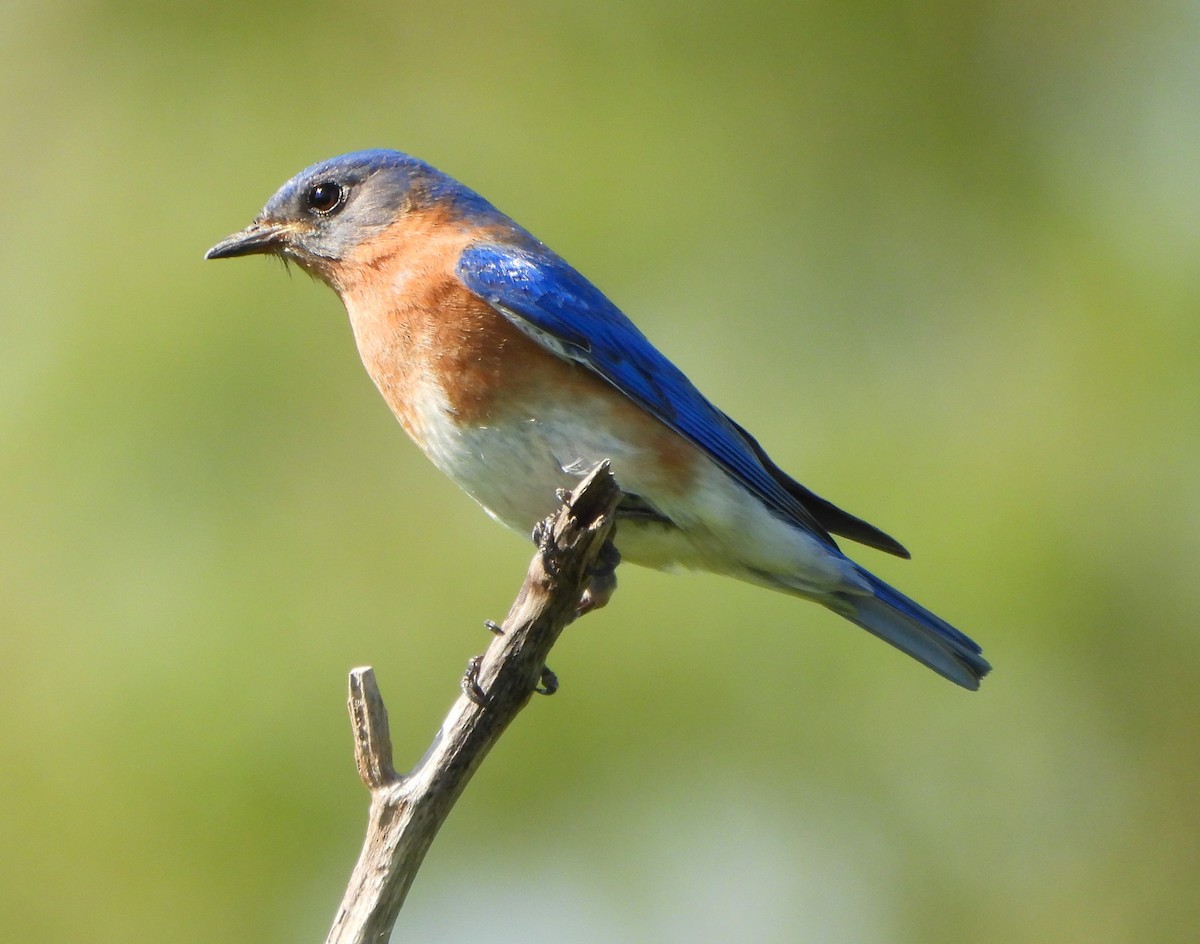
306, 227, 359, 260
350, 188, 409, 228
312, 195, 405, 258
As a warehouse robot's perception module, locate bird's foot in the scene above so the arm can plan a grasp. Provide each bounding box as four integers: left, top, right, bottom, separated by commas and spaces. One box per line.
535, 665, 559, 696
461, 655, 490, 707
576, 539, 621, 617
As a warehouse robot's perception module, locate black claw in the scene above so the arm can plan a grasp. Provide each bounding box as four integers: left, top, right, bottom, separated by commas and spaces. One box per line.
483, 619, 504, 636
461, 655, 490, 707
536, 665, 559, 696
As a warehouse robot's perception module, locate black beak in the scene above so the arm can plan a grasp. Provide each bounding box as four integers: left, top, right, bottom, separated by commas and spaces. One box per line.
205, 221, 290, 260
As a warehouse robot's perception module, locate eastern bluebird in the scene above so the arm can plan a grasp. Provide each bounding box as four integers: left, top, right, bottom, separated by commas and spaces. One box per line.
206, 150, 990, 690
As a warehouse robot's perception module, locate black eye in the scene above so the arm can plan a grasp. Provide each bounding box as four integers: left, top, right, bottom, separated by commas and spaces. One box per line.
305, 180, 345, 215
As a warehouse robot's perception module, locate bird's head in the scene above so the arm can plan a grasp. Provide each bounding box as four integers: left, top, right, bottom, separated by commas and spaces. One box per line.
205, 149, 499, 284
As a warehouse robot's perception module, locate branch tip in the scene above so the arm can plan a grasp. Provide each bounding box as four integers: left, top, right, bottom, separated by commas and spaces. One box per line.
347, 667, 397, 789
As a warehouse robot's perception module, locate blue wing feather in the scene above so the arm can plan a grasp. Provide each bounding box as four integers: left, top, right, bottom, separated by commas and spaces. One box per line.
457, 241, 841, 546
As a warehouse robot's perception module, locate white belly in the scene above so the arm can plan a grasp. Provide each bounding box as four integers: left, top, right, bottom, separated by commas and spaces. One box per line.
404, 382, 862, 595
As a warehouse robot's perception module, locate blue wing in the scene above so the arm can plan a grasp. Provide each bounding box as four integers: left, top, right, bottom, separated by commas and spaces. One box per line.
457, 241, 907, 557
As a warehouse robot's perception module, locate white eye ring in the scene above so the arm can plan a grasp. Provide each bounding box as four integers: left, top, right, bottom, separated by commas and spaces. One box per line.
305, 180, 345, 215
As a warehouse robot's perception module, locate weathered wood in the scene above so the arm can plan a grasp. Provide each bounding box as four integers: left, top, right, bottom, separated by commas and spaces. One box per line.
325, 462, 622, 944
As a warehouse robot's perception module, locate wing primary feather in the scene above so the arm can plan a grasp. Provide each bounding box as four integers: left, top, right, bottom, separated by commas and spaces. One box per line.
720, 415, 910, 558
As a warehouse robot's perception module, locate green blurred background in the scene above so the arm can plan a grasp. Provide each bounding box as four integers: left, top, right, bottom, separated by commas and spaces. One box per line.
2, 1, 1197, 941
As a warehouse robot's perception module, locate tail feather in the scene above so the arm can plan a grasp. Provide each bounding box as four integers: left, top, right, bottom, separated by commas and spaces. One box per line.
836, 568, 991, 690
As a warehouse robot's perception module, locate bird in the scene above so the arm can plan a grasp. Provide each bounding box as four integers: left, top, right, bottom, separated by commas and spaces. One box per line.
206, 149, 990, 690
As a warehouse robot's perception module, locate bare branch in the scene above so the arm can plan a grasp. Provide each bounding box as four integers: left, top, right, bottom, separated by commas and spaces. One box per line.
325, 461, 622, 944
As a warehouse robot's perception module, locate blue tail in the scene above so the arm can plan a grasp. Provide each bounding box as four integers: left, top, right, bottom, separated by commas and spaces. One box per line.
836, 567, 991, 690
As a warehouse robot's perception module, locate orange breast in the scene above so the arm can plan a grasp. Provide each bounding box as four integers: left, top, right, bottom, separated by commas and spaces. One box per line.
333, 206, 703, 499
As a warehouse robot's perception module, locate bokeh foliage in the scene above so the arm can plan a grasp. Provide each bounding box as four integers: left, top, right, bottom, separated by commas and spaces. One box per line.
2, 1, 1197, 941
